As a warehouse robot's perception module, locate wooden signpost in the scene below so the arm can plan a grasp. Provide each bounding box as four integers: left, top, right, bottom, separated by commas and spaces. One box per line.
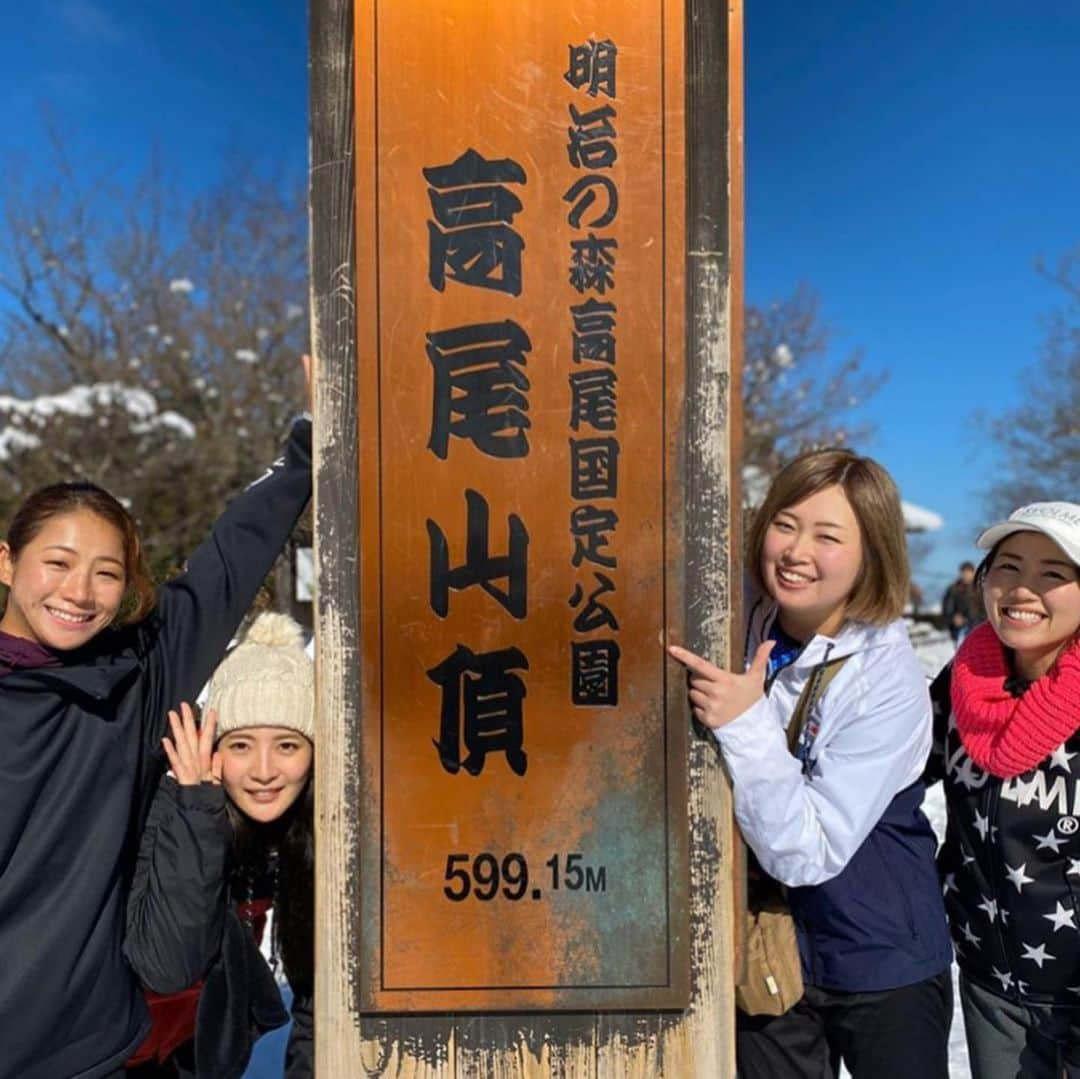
311, 0, 743, 1070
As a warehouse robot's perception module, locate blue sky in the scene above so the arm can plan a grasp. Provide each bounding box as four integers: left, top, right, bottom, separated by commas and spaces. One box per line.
2, 0, 1076, 594
0, 0, 306, 190
747, 1, 1080, 591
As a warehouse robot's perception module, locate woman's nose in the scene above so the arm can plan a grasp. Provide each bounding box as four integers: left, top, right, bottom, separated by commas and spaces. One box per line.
782, 533, 809, 561
251, 750, 278, 782
63, 571, 94, 606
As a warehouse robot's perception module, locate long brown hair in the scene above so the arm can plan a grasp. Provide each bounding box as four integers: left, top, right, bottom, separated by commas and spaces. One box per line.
227, 776, 314, 993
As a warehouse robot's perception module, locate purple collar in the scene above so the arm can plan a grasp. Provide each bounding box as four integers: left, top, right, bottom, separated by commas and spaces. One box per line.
0, 630, 61, 677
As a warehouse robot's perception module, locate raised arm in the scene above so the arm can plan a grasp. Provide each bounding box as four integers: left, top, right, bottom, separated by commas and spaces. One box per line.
141, 414, 312, 740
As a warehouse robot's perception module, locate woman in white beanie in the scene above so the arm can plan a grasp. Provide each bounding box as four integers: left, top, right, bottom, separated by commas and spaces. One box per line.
124, 611, 315, 1079
927, 501, 1080, 1078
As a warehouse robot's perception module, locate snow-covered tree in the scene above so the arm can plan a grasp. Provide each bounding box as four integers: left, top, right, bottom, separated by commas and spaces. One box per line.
980, 247, 1080, 515
743, 284, 885, 487
0, 148, 309, 585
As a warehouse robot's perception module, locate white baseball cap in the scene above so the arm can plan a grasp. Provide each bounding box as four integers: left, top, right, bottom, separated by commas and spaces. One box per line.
976, 502, 1080, 567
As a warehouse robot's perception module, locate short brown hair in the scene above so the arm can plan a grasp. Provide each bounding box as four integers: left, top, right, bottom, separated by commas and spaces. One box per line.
4, 482, 156, 625
747, 448, 909, 626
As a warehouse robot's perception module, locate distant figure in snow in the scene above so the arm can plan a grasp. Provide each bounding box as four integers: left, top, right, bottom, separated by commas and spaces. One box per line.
942, 560, 983, 644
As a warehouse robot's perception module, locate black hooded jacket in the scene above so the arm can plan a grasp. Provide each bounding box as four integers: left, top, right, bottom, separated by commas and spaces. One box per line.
124, 777, 311, 1079
0, 419, 311, 1079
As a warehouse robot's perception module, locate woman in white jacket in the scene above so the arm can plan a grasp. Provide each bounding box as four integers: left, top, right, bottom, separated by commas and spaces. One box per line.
670, 448, 952, 1079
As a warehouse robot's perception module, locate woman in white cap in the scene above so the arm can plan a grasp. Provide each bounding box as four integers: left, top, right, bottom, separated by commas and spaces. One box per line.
928, 501, 1080, 1078
123, 611, 315, 1079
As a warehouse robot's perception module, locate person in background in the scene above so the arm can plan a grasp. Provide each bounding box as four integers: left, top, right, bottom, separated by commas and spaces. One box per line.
125, 611, 314, 1079
929, 501, 1080, 1079
943, 560, 983, 644
669, 448, 952, 1079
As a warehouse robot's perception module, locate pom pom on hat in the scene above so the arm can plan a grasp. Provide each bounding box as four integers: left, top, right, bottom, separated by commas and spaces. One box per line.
208, 612, 314, 742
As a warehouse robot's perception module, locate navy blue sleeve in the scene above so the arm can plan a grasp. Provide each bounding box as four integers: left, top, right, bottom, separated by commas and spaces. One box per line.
123, 776, 232, 993
140, 418, 312, 743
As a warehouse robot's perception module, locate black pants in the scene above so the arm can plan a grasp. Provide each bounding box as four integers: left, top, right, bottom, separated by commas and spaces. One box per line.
736, 970, 952, 1079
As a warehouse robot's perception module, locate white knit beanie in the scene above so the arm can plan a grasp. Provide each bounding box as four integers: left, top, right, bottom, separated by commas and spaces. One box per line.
207, 612, 314, 742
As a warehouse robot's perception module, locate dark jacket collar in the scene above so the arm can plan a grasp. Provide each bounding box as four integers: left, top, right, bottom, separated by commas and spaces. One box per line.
0, 627, 143, 701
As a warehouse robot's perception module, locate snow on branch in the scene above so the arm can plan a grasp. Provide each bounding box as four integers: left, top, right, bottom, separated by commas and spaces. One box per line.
0, 382, 196, 460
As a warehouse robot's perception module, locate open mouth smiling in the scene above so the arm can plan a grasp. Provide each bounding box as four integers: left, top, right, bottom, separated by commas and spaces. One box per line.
1000, 606, 1045, 625
776, 567, 816, 585
246, 788, 283, 802
45, 606, 95, 625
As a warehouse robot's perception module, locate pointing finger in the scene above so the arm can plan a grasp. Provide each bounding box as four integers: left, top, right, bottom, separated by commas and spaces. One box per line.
667, 645, 725, 680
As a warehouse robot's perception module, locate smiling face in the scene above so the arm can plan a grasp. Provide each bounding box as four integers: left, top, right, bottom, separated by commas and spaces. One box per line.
216, 727, 314, 824
0, 510, 127, 651
982, 531, 1080, 681
760, 484, 865, 640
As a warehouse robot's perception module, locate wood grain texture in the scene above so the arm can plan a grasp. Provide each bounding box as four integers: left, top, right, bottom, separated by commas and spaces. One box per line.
311, 0, 743, 1071
310, 0, 364, 1074
312, 0, 460, 1072
725, 0, 749, 990
457, 1016, 597, 1079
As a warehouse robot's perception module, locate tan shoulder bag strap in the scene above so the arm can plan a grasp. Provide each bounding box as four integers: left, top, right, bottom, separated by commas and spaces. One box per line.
786, 655, 851, 754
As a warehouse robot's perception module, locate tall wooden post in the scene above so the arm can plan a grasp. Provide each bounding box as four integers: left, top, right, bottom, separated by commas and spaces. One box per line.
310, 0, 743, 1072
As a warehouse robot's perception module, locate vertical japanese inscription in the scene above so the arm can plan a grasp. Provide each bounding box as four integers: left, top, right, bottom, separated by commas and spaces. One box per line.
362, 0, 690, 1007
563, 43, 622, 707
423, 150, 532, 775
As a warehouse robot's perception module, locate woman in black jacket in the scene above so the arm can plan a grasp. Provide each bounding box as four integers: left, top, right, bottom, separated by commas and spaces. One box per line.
0, 401, 311, 1079
124, 612, 315, 1079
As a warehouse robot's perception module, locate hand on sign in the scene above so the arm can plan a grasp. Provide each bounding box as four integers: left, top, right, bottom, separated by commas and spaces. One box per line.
667, 640, 775, 730
162, 702, 220, 786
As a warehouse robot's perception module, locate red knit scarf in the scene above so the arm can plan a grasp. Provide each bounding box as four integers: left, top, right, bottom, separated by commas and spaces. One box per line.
952, 621, 1080, 778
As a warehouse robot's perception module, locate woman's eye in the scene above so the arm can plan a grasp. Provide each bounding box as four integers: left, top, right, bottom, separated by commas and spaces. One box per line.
772, 520, 794, 533
818, 534, 840, 545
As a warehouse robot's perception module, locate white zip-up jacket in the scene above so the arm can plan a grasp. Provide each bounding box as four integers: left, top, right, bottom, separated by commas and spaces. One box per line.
714, 599, 933, 888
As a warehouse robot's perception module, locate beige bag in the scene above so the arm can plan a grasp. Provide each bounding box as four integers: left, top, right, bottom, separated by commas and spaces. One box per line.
734, 655, 850, 1016
735, 896, 805, 1015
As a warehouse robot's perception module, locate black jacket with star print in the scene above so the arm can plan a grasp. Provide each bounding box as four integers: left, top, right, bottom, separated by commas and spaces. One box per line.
928, 662, 1080, 1005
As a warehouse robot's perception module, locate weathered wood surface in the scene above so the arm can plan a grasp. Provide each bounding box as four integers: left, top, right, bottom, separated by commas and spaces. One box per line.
309, 0, 363, 1073
311, 0, 743, 1071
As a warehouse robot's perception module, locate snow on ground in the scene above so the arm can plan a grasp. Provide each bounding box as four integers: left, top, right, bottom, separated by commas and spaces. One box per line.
909, 619, 956, 681
925, 780, 971, 1079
